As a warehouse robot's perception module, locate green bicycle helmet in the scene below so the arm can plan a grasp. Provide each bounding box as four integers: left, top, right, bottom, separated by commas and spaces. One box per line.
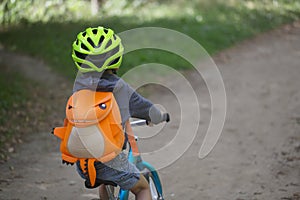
72, 26, 124, 73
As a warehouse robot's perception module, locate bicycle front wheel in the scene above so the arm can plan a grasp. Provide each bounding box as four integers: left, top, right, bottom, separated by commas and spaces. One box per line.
149, 175, 160, 200
144, 171, 164, 200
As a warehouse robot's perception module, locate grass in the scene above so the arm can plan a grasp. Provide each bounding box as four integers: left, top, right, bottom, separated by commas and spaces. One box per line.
0, 66, 68, 151
0, 1, 299, 79
0, 68, 32, 147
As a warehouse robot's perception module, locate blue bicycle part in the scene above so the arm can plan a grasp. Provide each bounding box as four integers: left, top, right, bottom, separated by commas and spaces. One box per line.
118, 143, 164, 200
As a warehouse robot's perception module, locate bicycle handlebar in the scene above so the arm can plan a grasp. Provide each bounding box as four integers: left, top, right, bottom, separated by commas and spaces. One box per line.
130, 119, 148, 127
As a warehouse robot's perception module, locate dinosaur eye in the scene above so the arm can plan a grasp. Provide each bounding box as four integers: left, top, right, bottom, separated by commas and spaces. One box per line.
99, 103, 106, 110
68, 105, 73, 109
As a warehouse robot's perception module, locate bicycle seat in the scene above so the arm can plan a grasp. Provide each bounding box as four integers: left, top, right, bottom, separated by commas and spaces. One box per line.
85, 179, 117, 189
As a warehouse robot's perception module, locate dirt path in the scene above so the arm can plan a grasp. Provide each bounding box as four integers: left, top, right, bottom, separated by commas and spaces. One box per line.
0, 22, 300, 200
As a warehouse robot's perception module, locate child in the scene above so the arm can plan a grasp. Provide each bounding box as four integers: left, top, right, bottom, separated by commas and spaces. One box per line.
71, 26, 169, 200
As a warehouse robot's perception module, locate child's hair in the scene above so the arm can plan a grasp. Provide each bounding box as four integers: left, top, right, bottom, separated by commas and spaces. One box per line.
104, 69, 118, 75
72, 26, 124, 73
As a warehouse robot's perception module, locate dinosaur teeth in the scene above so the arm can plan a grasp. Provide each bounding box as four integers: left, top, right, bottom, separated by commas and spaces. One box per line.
71, 119, 98, 123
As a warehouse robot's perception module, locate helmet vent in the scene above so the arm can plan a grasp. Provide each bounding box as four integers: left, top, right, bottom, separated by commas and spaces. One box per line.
87, 37, 94, 46
81, 43, 89, 51
113, 35, 117, 40
103, 29, 108, 34
78, 62, 90, 69
109, 57, 120, 66
99, 36, 104, 45
106, 40, 112, 48
92, 29, 97, 34
82, 32, 86, 37
74, 50, 87, 60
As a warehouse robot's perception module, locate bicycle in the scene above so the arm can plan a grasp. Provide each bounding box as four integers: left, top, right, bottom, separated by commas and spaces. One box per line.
91, 119, 165, 200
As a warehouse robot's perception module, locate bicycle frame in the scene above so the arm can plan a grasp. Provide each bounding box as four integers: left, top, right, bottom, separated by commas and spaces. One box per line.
106, 120, 164, 200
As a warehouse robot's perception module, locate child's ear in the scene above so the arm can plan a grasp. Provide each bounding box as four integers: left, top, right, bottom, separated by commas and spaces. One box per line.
112, 69, 118, 74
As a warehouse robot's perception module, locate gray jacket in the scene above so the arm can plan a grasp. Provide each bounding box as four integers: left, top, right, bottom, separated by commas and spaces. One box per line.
73, 72, 166, 126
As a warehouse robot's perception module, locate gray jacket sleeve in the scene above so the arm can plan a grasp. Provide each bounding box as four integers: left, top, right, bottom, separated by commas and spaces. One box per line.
127, 85, 165, 124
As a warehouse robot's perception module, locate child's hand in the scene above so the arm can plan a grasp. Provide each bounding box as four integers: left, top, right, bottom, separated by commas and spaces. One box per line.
146, 113, 169, 126
163, 113, 170, 123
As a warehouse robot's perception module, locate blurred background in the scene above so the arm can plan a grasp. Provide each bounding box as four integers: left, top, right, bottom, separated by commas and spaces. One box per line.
1, 0, 300, 167
0, 0, 300, 200
1, 0, 300, 77
1, 0, 300, 168
0, 1, 300, 199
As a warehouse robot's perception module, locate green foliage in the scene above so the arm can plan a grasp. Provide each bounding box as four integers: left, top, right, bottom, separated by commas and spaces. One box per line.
0, 0, 91, 25
0, 70, 28, 111
0, 69, 30, 144
0, 68, 57, 148
0, 0, 299, 78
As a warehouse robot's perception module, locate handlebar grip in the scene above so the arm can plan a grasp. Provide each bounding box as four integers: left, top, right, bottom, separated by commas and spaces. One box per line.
164, 113, 170, 123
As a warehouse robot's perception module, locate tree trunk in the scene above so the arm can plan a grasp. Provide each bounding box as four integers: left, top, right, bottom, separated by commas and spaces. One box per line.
91, 0, 99, 16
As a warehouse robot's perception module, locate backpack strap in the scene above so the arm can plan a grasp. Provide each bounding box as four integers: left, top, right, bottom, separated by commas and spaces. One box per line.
127, 134, 140, 156
125, 121, 140, 156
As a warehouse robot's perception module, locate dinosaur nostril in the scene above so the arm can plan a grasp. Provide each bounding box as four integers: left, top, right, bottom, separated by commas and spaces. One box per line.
68, 105, 73, 109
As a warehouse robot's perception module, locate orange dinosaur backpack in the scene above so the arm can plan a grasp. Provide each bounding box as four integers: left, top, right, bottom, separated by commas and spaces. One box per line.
53, 89, 124, 187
